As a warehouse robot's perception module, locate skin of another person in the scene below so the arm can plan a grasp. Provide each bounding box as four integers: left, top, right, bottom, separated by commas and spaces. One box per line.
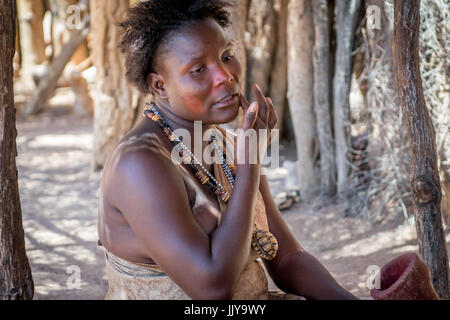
97, 17, 357, 300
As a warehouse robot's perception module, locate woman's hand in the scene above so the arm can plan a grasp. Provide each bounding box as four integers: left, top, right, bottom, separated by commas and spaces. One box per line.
236, 84, 278, 167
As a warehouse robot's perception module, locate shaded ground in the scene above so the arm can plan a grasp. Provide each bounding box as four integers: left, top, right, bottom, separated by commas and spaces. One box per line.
16, 101, 450, 300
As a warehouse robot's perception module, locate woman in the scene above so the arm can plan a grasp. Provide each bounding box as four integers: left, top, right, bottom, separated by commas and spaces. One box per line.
97, 0, 356, 300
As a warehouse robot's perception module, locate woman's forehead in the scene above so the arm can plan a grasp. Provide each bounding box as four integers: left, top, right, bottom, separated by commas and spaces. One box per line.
164, 19, 231, 61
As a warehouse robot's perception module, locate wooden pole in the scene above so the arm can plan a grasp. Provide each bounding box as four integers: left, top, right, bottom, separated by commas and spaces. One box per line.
0, 0, 34, 300
392, 0, 449, 299
287, 0, 318, 200
312, 0, 336, 196
269, 0, 288, 133
332, 0, 361, 194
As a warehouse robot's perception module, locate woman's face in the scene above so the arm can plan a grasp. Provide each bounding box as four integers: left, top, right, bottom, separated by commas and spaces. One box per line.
149, 18, 242, 124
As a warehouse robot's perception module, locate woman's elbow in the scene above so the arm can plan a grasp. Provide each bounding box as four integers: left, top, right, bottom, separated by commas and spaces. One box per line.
191, 275, 236, 300
190, 284, 234, 300
183, 262, 241, 299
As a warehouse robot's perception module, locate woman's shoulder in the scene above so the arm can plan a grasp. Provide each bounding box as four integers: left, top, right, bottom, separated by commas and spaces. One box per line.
112, 128, 172, 167
101, 129, 190, 214
101, 128, 178, 193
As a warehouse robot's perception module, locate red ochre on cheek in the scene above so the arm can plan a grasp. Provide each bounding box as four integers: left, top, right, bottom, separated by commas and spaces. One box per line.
182, 95, 204, 117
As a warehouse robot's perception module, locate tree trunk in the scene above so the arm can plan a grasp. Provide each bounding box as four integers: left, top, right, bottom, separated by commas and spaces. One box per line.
90, 0, 138, 170
333, 0, 361, 194
0, 0, 34, 300
287, 0, 318, 200
312, 0, 336, 196
69, 70, 94, 116
392, 0, 449, 299
17, 0, 46, 87
269, 0, 288, 132
13, 16, 21, 80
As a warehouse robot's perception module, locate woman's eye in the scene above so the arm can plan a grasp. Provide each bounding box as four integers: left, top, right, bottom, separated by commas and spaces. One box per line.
223, 55, 234, 62
192, 66, 206, 74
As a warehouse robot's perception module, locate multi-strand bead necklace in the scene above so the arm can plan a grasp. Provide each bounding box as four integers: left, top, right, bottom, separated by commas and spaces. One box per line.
143, 101, 235, 203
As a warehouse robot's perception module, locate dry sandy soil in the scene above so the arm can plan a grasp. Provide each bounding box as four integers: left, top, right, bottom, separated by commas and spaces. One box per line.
15, 101, 450, 300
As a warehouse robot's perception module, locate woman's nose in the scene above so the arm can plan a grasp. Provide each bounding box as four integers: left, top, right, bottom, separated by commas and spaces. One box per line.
212, 65, 234, 88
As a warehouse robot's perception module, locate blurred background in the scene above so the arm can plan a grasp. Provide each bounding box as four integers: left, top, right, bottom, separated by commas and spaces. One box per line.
7, 0, 449, 299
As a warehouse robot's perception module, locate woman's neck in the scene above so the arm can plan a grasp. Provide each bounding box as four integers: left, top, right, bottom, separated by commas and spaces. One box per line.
152, 99, 215, 170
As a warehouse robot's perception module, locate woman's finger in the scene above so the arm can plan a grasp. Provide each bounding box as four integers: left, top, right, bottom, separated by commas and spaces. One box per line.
252, 84, 269, 124
266, 97, 278, 129
254, 117, 272, 150
254, 114, 273, 143
239, 93, 250, 112
253, 117, 266, 131
241, 101, 258, 131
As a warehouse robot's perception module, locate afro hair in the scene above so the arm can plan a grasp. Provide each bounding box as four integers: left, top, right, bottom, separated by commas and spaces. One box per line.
119, 0, 233, 94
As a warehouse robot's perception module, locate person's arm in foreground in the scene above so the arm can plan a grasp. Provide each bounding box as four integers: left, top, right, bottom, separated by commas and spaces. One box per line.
260, 174, 357, 299
246, 84, 357, 300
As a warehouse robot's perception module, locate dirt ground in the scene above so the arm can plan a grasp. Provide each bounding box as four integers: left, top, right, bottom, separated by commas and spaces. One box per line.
15, 99, 450, 300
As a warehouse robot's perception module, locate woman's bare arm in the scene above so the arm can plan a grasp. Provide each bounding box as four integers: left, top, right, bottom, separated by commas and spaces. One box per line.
107, 145, 260, 299
259, 174, 357, 299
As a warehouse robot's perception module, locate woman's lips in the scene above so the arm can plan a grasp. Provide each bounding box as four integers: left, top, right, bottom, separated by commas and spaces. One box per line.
213, 94, 238, 108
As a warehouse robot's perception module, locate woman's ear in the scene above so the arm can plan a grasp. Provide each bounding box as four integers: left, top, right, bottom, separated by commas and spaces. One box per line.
147, 73, 168, 99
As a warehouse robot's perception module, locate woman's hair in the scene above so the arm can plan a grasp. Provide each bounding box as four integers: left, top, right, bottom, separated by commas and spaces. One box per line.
119, 0, 233, 94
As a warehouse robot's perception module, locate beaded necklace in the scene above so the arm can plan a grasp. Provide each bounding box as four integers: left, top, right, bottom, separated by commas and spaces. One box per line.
143, 101, 235, 203
143, 101, 278, 260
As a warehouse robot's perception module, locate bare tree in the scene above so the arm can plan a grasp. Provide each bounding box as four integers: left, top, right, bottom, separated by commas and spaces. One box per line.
333, 0, 361, 194
287, 0, 318, 199
268, 0, 288, 132
392, 0, 449, 299
0, 0, 34, 300
312, 0, 336, 196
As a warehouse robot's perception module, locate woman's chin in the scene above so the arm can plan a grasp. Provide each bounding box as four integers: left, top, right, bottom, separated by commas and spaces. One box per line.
210, 103, 240, 124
